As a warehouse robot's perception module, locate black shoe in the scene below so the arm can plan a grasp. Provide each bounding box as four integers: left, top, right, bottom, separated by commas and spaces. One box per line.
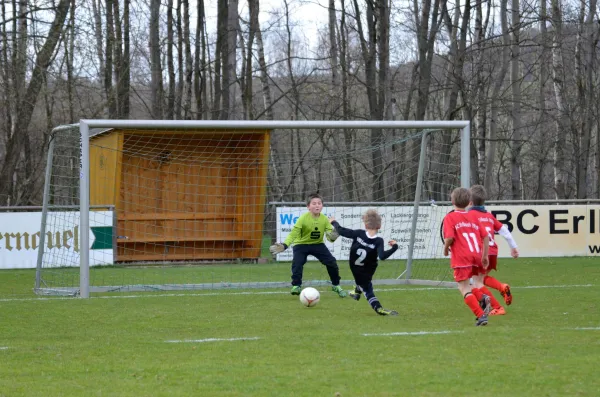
349, 286, 362, 301
475, 314, 488, 326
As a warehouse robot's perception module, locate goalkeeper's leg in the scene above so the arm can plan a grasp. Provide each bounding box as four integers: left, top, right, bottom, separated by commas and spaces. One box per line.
290, 246, 309, 294
312, 244, 347, 297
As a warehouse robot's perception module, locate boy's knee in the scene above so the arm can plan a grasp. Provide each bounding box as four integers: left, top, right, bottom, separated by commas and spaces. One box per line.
325, 259, 338, 268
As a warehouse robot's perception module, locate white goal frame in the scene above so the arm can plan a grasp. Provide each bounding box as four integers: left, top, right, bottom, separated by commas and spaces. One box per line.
47, 120, 470, 298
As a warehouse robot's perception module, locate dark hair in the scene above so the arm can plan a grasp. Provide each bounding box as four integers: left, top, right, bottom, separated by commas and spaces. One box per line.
363, 209, 382, 229
469, 185, 487, 206
451, 187, 470, 208
306, 193, 324, 206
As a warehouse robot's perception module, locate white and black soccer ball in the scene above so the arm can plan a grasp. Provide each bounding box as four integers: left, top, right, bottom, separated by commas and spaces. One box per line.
299, 287, 320, 307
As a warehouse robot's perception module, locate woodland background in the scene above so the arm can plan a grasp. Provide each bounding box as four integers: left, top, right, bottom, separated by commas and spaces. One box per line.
0, 0, 598, 206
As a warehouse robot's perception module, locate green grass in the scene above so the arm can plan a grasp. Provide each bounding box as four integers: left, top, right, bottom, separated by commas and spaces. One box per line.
1, 257, 600, 396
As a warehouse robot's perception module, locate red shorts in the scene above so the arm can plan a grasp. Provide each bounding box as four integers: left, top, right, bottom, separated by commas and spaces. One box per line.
453, 266, 480, 282
486, 255, 498, 272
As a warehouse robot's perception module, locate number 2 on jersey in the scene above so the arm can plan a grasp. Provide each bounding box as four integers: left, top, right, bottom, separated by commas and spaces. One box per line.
355, 248, 367, 266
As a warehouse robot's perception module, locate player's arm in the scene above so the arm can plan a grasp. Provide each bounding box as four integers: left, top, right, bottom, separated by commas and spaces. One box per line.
443, 238, 453, 256
329, 218, 359, 239
377, 239, 399, 260
324, 217, 340, 242
497, 224, 519, 258
270, 215, 303, 256
481, 235, 489, 268
442, 214, 454, 256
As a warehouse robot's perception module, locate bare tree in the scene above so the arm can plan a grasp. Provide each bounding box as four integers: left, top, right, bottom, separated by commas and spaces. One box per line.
485, 0, 511, 193
182, 0, 193, 119
510, 0, 522, 199
536, 0, 548, 199
166, 0, 175, 119
226, 0, 239, 119
574, 0, 598, 198
150, 0, 164, 118
352, 0, 391, 201
105, 0, 116, 117
0, 0, 71, 205
550, 0, 570, 199
432, 0, 471, 199
253, 0, 274, 120
194, 0, 208, 119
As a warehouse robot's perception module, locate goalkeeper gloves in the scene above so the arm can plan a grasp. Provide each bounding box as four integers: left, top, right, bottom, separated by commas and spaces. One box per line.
326, 229, 340, 242
269, 243, 288, 257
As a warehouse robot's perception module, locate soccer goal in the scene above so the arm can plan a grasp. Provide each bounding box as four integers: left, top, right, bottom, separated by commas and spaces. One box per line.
36, 120, 470, 297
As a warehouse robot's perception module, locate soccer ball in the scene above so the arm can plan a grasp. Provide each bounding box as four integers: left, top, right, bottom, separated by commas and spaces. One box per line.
299, 287, 320, 307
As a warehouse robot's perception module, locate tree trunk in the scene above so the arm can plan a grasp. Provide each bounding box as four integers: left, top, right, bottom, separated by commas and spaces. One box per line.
243, 0, 259, 120
105, 0, 116, 117
537, 0, 548, 199
254, 1, 273, 120
550, 0, 569, 199
574, 0, 597, 198
66, 0, 76, 122
510, 0, 522, 199
91, 0, 105, 114
150, 0, 163, 118
121, 0, 130, 118
225, 0, 238, 119
213, 0, 227, 119
182, 0, 193, 119
194, 0, 207, 119
175, 0, 184, 119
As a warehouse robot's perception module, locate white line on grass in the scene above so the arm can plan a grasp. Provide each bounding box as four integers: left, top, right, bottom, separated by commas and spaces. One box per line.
165, 337, 261, 343
1, 284, 595, 302
0, 347, 9, 350
570, 327, 600, 331
363, 331, 463, 337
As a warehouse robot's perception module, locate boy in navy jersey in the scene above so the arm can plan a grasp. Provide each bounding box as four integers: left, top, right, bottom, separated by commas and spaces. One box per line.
329, 209, 399, 315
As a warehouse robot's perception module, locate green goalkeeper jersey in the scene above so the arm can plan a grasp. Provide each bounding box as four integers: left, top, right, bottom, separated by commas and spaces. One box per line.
284, 212, 334, 246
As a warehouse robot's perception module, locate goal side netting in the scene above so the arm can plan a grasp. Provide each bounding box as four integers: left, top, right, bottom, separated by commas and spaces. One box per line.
35, 120, 469, 297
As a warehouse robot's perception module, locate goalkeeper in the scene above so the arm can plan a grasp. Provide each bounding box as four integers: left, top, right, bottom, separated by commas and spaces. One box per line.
269, 193, 347, 297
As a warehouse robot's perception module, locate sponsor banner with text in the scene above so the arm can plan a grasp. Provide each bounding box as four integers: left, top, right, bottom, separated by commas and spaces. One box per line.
275, 205, 600, 261
0, 211, 113, 269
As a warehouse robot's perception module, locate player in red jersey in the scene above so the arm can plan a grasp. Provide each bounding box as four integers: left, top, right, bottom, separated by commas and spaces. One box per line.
468, 185, 519, 315
443, 187, 491, 326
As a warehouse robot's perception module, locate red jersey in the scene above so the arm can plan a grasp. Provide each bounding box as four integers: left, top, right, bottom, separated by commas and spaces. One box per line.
443, 210, 487, 268
468, 209, 503, 256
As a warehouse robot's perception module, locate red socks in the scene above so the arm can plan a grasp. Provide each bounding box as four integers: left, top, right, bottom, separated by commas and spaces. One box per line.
464, 293, 484, 317
484, 275, 503, 291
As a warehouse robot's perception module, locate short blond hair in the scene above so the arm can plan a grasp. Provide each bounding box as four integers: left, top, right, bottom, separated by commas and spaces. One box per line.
469, 185, 487, 206
451, 187, 470, 208
363, 209, 382, 230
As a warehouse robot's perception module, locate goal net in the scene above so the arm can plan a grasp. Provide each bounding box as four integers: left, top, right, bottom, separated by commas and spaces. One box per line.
36, 121, 469, 297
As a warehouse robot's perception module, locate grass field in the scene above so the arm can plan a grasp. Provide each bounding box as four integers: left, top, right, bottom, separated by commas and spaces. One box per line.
1, 256, 599, 396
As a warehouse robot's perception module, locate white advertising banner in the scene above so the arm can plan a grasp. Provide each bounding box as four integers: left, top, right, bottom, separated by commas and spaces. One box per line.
0, 211, 114, 269
275, 205, 600, 261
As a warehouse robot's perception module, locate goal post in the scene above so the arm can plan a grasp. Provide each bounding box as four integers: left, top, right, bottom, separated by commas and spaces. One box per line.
37, 120, 470, 298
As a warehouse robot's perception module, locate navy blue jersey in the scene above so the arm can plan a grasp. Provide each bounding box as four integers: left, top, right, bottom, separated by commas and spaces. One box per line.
331, 221, 398, 268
